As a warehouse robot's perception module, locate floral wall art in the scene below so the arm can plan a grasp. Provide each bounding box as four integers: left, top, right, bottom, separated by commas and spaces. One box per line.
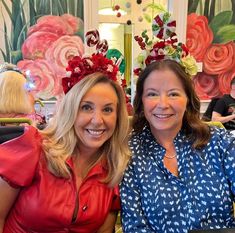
0, 0, 84, 100
186, 0, 235, 100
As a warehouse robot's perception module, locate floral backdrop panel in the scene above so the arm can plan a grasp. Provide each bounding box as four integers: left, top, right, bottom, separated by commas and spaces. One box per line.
0, 0, 84, 100
186, 0, 235, 100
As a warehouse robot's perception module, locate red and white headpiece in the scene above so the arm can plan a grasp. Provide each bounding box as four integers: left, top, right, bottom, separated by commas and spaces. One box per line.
62, 29, 126, 94
134, 12, 198, 77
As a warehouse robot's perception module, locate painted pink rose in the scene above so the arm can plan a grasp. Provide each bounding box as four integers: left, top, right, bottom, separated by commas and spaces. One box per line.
28, 15, 74, 36
186, 13, 213, 62
203, 42, 235, 75
21, 31, 59, 59
17, 59, 63, 99
218, 68, 235, 94
193, 72, 221, 99
45, 35, 84, 80
61, 14, 84, 34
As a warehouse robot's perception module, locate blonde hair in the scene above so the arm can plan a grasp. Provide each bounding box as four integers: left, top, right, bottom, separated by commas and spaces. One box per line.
41, 72, 130, 187
0, 71, 32, 114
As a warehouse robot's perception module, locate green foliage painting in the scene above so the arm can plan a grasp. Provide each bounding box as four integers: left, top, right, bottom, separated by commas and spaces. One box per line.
0, 0, 84, 99
186, 0, 235, 99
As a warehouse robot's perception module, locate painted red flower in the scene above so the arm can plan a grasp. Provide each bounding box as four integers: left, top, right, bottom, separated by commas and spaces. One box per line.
218, 68, 235, 94
203, 41, 235, 75
186, 13, 213, 62
193, 72, 221, 99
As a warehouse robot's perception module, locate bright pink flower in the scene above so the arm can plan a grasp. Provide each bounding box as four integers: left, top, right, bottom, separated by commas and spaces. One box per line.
203, 42, 235, 75
186, 13, 213, 62
17, 59, 63, 99
19, 14, 84, 100
61, 14, 84, 34
193, 72, 221, 99
28, 15, 74, 36
45, 35, 84, 79
21, 31, 59, 59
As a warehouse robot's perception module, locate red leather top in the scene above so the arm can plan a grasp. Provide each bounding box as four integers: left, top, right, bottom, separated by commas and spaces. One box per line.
0, 126, 120, 233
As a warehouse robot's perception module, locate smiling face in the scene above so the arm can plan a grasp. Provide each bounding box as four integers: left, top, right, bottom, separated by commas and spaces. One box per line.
142, 68, 188, 138
74, 82, 118, 155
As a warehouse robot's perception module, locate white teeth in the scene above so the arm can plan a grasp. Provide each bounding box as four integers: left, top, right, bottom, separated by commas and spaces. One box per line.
154, 114, 172, 118
87, 129, 104, 135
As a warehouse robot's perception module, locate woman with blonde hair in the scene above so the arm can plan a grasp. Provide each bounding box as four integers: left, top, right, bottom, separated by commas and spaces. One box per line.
0, 70, 33, 115
0, 41, 130, 232
0, 65, 45, 127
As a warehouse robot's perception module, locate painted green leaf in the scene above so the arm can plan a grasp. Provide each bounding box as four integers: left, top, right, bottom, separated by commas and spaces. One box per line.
13, 11, 24, 50
214, 24, 235, 43
68, 0, 75, 16
188, 0, 199, 14
3, 20, 11, 62
11, 50, 22, 64
209, 11, 233, 36
60, 0, 68, 14
57, 1, 65, 15
0, 48, 7, 61
77, 0, 84, 19
17, 23, 29, 50
1, 0, 13, 24
29, 0, 37, 26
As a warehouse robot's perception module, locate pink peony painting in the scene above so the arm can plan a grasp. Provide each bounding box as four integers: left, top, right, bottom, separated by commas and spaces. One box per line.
187, 0, 235, 100
0, 0, 84, 100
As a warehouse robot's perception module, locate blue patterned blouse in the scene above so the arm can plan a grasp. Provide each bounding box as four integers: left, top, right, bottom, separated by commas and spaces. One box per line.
120, 126, 235, 233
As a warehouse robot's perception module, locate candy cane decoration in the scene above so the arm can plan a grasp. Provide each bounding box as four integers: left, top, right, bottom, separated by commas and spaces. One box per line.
96, 39, 108, 55
85, 29, 100, 47
85, 29, 109, 55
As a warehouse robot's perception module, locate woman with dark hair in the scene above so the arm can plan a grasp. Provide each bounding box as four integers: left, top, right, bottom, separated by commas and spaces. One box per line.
121, 12, 235, 232
120, 58, 235, 233
132, 60, 211, 148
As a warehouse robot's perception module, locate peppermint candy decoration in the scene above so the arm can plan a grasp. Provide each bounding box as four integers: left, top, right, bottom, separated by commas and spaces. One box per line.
96, 39, 108, 55
85, 29, 100, 47
152, 12, 176, 40
85, 29, 109, 55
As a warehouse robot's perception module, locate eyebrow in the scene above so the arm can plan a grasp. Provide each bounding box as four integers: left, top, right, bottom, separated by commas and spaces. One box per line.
81, 101, 116, 106
144, 88, 183, 91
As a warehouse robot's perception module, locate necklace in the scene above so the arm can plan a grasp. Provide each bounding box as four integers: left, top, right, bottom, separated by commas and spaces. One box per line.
164, 154, 177, 159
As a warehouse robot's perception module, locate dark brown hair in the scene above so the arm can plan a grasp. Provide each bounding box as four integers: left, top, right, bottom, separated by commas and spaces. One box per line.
132, 60, 211, 149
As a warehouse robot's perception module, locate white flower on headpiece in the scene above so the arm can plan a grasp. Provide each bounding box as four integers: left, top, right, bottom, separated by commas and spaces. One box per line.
158, 48, 165, 56
107, 64, 113, 72
66, 71, 72, 77
86, 59, 94, 67
74, 67, 81, 73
